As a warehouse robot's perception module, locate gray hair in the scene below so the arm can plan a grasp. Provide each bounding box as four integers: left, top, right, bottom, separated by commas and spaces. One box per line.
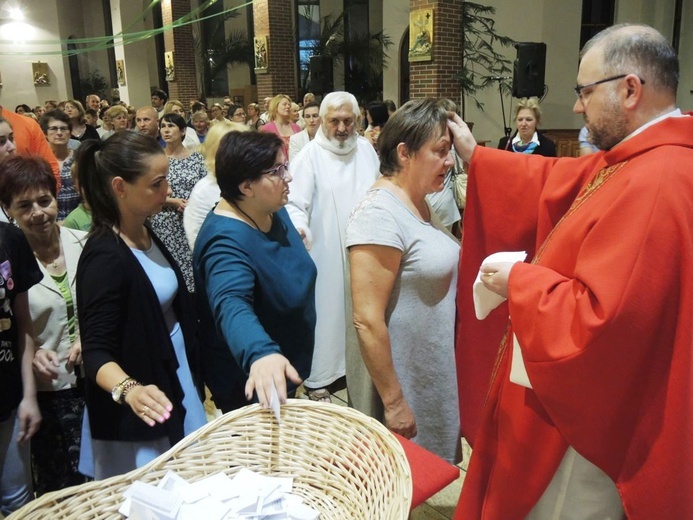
581, 23, 678, 95
319, 92, 360, 120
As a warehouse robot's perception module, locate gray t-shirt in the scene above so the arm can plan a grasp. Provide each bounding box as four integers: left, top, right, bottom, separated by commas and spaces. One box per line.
345, 188, 460, 461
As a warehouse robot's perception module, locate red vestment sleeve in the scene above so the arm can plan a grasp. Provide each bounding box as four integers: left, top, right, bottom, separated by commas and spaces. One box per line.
455, 146, 598, 444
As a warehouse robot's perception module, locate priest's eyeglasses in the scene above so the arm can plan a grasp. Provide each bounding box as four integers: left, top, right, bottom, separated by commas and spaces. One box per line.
263, 162, 289, 180
574, 74, 645, 101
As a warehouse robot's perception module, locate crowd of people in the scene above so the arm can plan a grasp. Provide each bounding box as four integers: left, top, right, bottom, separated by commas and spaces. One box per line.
0, 23, 690, 519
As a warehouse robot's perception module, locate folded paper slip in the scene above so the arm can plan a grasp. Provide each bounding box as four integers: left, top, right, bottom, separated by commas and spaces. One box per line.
472, 251, 527, 320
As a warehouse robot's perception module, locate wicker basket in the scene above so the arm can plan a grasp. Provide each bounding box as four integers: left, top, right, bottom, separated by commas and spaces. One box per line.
9, 399, 412, 519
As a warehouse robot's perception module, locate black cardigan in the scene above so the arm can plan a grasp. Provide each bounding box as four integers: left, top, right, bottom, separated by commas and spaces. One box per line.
497, 132, 557, 157
76, 227, 202, 444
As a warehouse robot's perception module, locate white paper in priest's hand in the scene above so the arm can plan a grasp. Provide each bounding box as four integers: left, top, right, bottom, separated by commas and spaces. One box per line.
472, 251, 527, 319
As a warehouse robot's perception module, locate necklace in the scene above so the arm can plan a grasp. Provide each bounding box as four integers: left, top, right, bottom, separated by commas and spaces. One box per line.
232, 201, 263, 231
36, 252, 61, 269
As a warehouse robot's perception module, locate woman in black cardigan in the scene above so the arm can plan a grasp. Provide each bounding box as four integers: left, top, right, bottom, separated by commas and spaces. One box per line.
498, 97, 557, 157
75, 132, 205, 479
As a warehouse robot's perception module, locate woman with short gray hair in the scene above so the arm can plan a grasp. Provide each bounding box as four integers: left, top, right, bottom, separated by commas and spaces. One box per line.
345, 98, 460, 462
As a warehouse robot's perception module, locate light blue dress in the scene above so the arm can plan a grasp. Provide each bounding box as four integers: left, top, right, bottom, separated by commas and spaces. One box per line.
79, 240, 206, 479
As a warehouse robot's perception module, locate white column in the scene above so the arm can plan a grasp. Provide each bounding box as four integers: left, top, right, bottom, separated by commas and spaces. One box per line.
109, 0, 156, 108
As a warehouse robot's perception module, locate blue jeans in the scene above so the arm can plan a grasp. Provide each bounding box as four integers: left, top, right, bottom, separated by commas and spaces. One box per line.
0, 409, 33, 516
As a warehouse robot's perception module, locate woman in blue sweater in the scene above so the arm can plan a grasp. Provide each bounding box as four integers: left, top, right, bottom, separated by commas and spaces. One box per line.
194, 131, 316, 412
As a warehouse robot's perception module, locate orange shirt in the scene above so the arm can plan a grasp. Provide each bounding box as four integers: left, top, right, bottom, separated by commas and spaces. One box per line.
1, 107, 60, 189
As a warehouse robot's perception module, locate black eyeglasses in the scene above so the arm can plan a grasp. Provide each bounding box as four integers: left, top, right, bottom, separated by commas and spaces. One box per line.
263, 162, 289, 180
47, 126, 70, 133
574, 74, 645, 100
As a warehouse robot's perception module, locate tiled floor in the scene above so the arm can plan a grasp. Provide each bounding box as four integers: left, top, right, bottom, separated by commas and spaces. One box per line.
299, 386, 468, 520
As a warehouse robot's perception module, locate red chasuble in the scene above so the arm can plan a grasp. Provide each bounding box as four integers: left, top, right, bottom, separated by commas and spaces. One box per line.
454, 114, 693, 519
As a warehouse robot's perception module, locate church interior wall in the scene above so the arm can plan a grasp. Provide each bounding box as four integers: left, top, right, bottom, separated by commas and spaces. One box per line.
81, 0, 113, 91
1, 0, 690, 131
443, 0, 690, 144
382, 0, 409, 107
0, 0, 73, 109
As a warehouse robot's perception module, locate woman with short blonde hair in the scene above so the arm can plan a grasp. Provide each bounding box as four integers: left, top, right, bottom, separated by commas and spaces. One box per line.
497, 97, 556, 156
104, 105, 129, 136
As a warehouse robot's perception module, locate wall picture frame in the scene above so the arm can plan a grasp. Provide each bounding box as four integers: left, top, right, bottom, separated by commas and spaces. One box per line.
254, 36, 268, 74
32, 62, 50, 86
165, 51, 175, 81
116, 59, 126, 86
408, 9, 434, 63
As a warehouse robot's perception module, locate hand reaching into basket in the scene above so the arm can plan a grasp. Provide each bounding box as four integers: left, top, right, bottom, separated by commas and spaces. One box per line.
125, 385, 173, 427
247, 353, 302, 408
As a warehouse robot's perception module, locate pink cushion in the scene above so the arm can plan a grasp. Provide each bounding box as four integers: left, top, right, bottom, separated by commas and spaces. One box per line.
393, 433, 461, 509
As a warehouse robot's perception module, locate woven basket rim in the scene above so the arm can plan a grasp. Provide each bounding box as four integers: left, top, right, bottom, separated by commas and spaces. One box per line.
9, 399, 412, 520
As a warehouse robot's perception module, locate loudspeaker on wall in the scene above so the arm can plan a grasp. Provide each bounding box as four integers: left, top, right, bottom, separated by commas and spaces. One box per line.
512, 42, 547, 98
310, 55, 334, 94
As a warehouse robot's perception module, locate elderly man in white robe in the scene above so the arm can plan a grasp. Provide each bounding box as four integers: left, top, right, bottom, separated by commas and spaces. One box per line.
287, 91, 380, 402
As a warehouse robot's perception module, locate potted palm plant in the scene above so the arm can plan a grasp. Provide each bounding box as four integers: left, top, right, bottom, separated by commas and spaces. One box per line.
459, 2, 515, 120
302, 7, 393, 102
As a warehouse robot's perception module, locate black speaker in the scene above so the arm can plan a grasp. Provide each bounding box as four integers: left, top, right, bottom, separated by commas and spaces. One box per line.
512, 43, 547, 98
309, 55, 334, 94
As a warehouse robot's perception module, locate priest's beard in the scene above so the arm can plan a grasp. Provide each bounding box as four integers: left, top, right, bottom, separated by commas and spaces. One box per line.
330, 132, 358, 151
587, 91, 629, 151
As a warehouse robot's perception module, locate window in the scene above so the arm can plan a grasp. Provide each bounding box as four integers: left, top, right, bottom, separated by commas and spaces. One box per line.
344, 0, 370, 98
201, 0, 229, 96
297, 1, 320, 93
580, 0, 615, 49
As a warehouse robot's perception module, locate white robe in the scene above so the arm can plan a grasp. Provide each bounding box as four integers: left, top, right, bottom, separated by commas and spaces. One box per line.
287, 128, 380, 388
288, 129, 311, 163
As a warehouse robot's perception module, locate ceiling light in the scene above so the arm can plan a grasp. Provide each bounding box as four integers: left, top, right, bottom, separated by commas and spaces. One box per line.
8, 7, 24, 21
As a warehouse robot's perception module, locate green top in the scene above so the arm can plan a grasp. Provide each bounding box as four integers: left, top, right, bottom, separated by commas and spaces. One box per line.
50, 271, 76, 343
62, 203, 92, 231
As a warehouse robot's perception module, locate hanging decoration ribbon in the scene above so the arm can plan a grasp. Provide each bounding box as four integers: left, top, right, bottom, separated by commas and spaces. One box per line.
0, 0, 252, 57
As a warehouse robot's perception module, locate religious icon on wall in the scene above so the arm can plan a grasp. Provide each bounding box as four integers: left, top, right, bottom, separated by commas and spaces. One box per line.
32, 62, 50, 86
116, 60, 126, 86
408, 9, 434, 62
254, 36, 268, 74
165, 51, 175, 81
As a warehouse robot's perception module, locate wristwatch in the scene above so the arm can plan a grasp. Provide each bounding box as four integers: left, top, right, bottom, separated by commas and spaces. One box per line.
111, 377, 141, 404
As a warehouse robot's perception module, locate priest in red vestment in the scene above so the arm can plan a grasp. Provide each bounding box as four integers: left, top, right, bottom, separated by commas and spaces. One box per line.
450, 24, 693, 519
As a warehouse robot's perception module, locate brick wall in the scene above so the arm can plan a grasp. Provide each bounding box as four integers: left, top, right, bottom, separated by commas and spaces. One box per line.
253, 0, 298, 102
409, 0, 463, 102
162, 0, 200, 105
